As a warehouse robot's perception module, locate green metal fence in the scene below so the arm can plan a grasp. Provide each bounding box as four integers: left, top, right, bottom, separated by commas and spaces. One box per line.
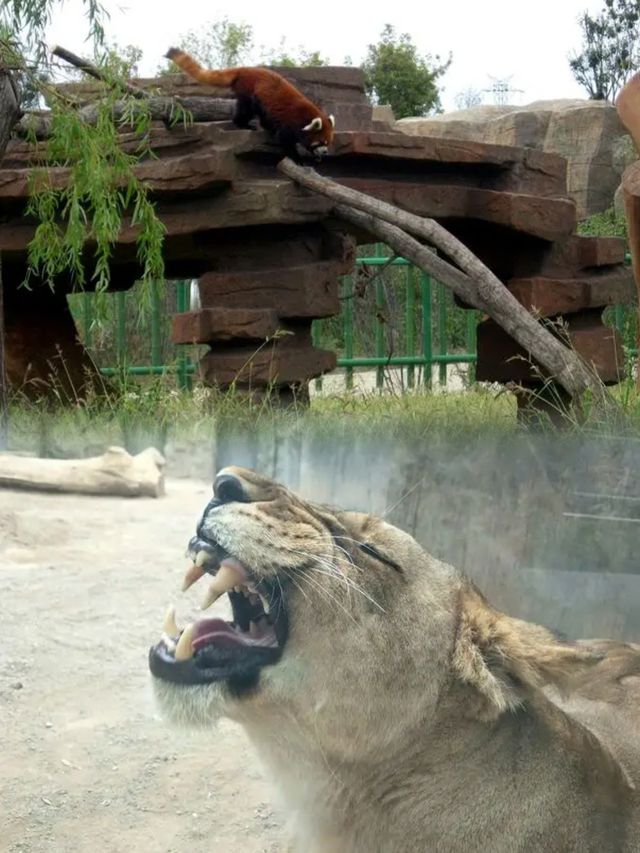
73, 249, 638, 392
311, 254, 477, 391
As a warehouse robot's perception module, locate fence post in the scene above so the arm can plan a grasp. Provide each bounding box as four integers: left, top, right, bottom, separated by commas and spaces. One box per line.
405, 265, 416, 389
437, 281, 447, 387
151, 280, 162, 369
343, 275, 354, 391
175, 281, 193, 391
466, 309, 477, 384
421, 273, 433, 389
116, 291, 126, 366
82, 291, 93, 350
312, 320, 323, 392
375, 277, 385, 389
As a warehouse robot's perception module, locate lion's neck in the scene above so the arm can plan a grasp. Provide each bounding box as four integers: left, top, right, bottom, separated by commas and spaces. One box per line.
245, 693, 631, 853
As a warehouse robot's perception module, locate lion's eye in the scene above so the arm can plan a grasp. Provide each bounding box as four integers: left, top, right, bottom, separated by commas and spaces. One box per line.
358, 542, 403, 573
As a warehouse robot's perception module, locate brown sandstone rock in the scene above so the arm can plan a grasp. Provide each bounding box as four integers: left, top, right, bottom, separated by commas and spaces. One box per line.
199, 344, 337, 387
476, 312, 624, 384
171, 308, 280, 344
508, 268, 634, 316
197, 263, 342, 319
398, 100, 635, 218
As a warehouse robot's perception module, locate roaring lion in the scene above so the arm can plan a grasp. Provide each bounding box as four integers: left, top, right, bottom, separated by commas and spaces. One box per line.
149, 467, 640, 852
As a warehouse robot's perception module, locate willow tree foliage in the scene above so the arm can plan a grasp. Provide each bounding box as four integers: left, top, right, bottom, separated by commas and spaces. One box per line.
0, 0, 167, 291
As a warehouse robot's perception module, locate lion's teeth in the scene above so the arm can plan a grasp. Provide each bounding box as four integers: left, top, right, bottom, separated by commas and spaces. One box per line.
161, 633, 176, 653
174, 624, 196, 661
200, 561, 247, 611
195, 550, 210, 568
163, 605, 179, 637
182, 562, 205, 592
259, 593, 270, 614
201, 584, 223, 611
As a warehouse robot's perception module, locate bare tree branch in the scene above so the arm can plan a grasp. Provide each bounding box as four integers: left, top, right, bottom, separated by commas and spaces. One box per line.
277, 158, 614, 410
50, 45, 149, 98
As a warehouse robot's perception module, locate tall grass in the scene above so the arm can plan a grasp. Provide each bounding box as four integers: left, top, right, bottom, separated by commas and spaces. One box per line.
10, 371, 640, 462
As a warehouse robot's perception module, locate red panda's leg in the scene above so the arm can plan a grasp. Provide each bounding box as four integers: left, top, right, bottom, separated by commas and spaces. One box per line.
233, 96, 257, 129
275, 127, 303, 164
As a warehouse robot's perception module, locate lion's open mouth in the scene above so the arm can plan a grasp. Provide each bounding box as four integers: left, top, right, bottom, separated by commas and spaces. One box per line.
148, 536, 287, 686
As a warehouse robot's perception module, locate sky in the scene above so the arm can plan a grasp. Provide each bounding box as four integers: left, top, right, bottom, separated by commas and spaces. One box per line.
46, 0, 607, 112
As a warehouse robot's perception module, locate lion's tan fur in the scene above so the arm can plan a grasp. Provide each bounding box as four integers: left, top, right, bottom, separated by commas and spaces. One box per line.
153, 467, 640, 852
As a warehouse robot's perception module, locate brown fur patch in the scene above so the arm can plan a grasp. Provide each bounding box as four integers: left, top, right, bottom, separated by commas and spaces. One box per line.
453, 583, 601, 720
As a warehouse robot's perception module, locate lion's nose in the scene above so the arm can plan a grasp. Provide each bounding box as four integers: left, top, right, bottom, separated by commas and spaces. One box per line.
213, 472, 249, 504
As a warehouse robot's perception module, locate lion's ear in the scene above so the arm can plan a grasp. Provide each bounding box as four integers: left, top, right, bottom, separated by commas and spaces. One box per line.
452, 585, 601, 720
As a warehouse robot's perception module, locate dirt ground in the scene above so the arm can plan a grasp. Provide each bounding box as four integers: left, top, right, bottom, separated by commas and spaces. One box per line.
0, 478, 284, 853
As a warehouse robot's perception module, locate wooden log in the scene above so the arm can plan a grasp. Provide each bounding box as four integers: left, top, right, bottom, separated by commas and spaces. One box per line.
0, 446, 165, 497
14, 96, 234, 139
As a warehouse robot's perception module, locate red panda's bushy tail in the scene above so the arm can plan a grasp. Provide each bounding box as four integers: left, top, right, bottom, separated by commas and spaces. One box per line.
165, 48, 237, 89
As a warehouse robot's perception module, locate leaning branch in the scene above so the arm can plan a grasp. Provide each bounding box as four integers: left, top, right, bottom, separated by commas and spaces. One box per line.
278, 158, 613, 409
51, 45, 149, 98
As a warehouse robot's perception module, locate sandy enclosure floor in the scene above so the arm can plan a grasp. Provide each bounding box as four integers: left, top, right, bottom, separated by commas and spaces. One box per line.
0, 480, 284, 853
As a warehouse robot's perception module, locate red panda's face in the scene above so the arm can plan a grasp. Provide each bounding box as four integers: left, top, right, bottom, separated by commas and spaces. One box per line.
302, 114, 335, 160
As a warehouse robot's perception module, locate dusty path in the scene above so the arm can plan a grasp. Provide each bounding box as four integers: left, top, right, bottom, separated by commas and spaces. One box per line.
0, 480, 284, 853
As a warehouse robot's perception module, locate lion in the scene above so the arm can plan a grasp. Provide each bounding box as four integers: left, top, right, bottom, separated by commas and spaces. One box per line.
149, 467, 640, 852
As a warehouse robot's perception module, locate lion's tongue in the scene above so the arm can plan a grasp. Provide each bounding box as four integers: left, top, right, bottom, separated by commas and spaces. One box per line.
191, 618, 246, 651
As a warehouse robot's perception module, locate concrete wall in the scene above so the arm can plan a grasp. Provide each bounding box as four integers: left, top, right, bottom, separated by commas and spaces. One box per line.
214, 430, 640, 642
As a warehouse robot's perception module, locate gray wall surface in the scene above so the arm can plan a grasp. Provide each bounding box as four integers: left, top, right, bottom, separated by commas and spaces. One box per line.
214, 429, 640, 642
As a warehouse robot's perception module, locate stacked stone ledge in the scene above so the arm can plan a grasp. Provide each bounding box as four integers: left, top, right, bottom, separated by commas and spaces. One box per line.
0, 67, 634, 403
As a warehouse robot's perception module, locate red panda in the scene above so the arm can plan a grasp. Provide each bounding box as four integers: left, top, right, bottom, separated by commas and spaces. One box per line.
165, 48, 335, 163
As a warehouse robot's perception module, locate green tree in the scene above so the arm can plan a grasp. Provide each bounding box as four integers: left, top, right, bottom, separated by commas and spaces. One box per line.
159, 17, 254, 74
362, 24, 451, 118
261, 38, 329, 68
569, 0, 640, 101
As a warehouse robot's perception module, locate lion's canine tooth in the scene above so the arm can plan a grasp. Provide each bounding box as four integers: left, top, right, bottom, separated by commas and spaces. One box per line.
200, 562, 246, 611
163, 605, 179, 637
195, 550, 210, 568
161, 633, 176, 653
259, 593, 270, 614
174, 624, 196, 661
182, 562, 205, 592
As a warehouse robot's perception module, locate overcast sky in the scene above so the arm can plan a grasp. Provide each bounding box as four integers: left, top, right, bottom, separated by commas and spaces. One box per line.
46, 0, 606, 111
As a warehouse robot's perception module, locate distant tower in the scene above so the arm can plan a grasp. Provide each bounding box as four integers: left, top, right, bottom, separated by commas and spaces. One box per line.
483, 76, 524, 106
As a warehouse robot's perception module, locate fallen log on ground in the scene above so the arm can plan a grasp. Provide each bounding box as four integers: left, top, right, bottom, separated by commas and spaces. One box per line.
0, 446, 165, 497
278, 158, 615, 413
